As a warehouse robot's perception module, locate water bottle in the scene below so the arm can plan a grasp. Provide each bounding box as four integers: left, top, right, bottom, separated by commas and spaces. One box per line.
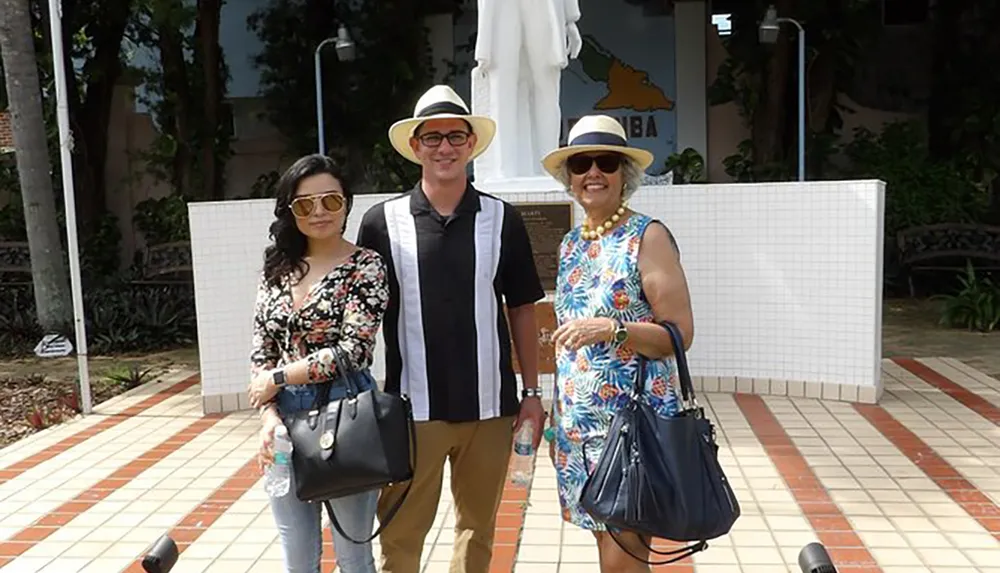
265, 425, 292, 497
509, 419, 535, 487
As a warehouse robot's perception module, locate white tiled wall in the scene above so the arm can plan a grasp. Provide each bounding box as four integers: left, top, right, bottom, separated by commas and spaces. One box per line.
190, 180, 885, 408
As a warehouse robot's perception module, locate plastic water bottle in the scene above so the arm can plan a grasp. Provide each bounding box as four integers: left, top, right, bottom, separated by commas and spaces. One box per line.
265, 425, 292, 497
510, 420, 535, 487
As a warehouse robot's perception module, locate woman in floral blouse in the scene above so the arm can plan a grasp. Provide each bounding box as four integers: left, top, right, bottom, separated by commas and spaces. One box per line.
247, 154, 389, 573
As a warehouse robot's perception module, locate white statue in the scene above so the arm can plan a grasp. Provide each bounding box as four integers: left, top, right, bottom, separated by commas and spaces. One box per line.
472, 0, 583, 182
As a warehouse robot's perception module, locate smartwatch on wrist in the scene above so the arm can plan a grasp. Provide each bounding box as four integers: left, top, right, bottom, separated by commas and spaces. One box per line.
272, 369, 287, 388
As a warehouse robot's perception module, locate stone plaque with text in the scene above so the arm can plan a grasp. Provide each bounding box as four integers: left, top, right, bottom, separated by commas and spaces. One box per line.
513, 202, 574, 291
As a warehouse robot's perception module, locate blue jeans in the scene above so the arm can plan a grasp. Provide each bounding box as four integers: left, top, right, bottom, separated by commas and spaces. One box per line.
269, 372, 378, 573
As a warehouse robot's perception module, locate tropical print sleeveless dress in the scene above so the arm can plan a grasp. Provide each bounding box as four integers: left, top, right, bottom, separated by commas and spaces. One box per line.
551, 212, 680, 531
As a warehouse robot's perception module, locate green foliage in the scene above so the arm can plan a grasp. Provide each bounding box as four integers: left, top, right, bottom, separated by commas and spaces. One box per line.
843, 121, 989, 238
0, 286, 42, 357
79, 211, 122, 280
248, 0, 447, 193
133, 194, 190, 245
722, 139, 795, 182
936, 261, 1000, 332
663, 148, 705, 184
0, 282, 197, 358
129, 0, 233, 198
709, 1, 882, 179
102, 362, 155, 390
85, 284, 197, 355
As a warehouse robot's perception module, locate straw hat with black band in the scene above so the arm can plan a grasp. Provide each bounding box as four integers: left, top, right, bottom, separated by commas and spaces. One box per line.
388, 85, 497, 164
541, 115, 654, 187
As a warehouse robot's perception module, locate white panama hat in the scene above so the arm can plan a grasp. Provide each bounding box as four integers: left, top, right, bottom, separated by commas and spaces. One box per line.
541, 114, 655, 179
388, 85, 497, 164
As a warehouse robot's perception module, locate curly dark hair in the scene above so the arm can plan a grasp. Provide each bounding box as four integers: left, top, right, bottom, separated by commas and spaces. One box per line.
261, 154, 355, 286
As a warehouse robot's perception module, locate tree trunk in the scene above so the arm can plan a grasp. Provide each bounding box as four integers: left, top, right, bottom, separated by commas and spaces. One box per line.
926, 0, 970, 159
751, 0, 794, 174
0, 0, 73, 331
157, 19, 194, 196
74, 1, 133, 230
197, 0, 223, 200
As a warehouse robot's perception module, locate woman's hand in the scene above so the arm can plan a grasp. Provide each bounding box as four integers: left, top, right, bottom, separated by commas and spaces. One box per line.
551, 317, 616, 351
258, 407, 283, 472
248, 371, 279, 409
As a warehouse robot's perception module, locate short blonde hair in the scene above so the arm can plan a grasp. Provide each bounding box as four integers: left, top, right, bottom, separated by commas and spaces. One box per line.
556, 154, 644, 200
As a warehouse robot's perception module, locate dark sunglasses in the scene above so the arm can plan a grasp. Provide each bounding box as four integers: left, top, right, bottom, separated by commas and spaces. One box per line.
289, 192, 345, 218
566, 153, 623, 175
417, 131, 471, 148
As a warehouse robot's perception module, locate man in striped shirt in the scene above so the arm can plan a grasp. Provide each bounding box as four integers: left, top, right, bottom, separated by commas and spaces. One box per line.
357, 85, 545, 573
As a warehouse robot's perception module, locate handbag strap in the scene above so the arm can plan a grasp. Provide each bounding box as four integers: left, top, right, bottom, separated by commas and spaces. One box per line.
658, 321, 696, 405
630, 322, 698, 407
320, 400, 419, 545
608, 530, 708, 565
309, 347, 365, 412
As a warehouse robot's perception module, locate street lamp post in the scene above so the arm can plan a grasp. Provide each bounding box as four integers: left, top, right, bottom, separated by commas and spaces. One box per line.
759, 5, 806, 182
315, 24, 356, 155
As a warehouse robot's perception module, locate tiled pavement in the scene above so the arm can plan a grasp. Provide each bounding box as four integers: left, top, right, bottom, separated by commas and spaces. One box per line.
2, 359, 1000, 572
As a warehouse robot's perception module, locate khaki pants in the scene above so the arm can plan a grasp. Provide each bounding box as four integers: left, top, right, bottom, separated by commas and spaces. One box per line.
378, 416, 515, 573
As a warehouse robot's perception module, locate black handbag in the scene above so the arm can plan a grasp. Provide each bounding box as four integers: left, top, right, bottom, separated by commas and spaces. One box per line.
579, 321, 740, 564
283, 348, 416, 544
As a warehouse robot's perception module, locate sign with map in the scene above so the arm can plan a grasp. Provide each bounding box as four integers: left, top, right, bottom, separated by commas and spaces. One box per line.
560, 0, 677, 175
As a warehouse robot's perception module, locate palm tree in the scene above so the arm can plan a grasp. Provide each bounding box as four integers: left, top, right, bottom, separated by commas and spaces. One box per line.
0, 0, 72, 331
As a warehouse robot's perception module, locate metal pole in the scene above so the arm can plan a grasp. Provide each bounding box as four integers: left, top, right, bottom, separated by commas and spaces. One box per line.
47, 0, 92, 414
797, 26, 805, 181
314, 38, 335, 155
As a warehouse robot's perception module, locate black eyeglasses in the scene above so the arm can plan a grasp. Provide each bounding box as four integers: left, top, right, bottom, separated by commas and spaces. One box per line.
566, 153, 622, 175
417, 131, 471, 148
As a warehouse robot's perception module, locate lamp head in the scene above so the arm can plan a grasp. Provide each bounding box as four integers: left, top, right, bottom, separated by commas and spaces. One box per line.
759, 5, 781, 44
335, 24, 355, 61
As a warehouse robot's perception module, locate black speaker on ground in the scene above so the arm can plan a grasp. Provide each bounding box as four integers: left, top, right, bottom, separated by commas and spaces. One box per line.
798, 542, 837, 573
141, 534, 179, 573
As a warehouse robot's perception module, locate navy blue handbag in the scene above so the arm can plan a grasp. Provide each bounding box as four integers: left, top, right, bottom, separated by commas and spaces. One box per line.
579, 321, 740, 564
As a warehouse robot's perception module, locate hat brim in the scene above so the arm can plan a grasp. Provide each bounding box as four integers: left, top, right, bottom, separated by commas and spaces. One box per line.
388, 114, 497, 164
542, 144, 655, 179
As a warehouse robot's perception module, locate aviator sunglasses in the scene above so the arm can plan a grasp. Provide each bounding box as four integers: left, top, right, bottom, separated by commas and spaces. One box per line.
566, 153, 622, 175
289, 192, 345, 218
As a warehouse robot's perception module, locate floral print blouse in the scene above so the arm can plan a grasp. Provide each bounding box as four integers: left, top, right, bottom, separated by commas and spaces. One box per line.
250, 248, 389, 382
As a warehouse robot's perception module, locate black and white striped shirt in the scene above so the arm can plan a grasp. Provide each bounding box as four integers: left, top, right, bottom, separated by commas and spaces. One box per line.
357, 184, 545, 423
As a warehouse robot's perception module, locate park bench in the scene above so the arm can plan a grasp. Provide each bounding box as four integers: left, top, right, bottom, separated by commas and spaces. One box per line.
897, 223, 1000, 296
0, 240, 193, 285
133, 241, 192, 285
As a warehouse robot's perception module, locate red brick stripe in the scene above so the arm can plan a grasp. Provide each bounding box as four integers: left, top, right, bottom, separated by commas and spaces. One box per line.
490, 466, 529, 573
735, 394, 883, 572
123, 457, 263, 572
0, 375, 200, 486
0, 411, 226, 560
855, 403, 1000, 540
892, 358, 1000, 426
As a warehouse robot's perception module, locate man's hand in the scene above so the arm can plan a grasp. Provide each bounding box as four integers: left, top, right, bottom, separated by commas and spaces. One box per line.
514, 396, 546, 451
248, 371, 279, 409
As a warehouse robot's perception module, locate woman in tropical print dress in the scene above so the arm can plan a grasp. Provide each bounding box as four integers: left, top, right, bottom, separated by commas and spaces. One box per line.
541, 115, 695, 573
